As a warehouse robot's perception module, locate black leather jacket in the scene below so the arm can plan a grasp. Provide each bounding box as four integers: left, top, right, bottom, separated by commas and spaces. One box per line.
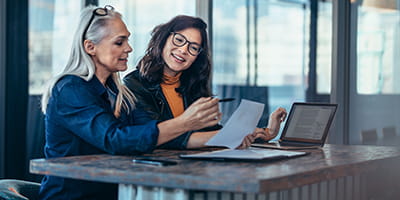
123, 70, 222, 149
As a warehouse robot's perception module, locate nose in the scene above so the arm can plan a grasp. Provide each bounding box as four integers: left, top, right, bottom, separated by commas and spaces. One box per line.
177, 43, 189, 55
126, 43, 133, 53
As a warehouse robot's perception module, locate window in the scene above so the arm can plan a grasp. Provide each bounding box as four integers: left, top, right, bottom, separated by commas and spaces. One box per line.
99, 0, 196, 76
317, 2, 332, 94
357, 4, 400, 94
29, 0, 196, 94
212, 0, 332, 128
29, 0, 81, 94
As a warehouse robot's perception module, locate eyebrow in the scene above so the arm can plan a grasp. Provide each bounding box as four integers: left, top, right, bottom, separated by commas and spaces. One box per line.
116, 35, 129, 40
177, 32, 201, 46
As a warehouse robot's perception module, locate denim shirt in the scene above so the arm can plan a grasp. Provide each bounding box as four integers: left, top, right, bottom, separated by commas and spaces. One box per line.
39, 75, 173, 200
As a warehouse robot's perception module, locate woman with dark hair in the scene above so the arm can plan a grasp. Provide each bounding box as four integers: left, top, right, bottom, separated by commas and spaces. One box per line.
124, 15, 287, 149
134, 15, 211, 100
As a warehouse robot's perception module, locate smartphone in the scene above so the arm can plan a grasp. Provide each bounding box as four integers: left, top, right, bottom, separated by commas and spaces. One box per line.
132, 157, 177, 166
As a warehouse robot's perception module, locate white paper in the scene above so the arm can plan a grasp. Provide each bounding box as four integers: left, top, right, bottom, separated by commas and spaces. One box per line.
205, 99, 265, 149
181, 147, 307, 160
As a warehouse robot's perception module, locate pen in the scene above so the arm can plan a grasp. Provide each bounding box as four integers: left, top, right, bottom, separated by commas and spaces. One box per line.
218, 98, 235, 102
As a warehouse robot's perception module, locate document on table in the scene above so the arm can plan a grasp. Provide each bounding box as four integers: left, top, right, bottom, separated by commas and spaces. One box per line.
206, 99, 265, 149
180, 147, 308, 160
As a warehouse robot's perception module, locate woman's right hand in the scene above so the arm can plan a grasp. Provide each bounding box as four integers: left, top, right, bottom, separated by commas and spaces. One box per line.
177, 97, 222, 131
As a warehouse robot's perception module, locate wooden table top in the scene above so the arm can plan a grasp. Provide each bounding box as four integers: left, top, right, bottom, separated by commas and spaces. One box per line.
30, 144, 400, 193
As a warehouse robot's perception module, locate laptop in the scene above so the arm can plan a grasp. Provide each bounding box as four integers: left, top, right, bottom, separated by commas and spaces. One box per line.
252, 102, 337, 150
179, 147, 308, 161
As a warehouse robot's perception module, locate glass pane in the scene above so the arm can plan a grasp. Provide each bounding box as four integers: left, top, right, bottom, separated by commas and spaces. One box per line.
99, 0, 196, 77
317, 2, 332, 94
29, 0, 196, 94
29, 0, 81, 94
357, 1, 400, 94
349, 0, 400, 146
212, 0, 310, 127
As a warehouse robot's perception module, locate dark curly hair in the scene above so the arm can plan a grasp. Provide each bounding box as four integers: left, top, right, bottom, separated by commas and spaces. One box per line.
136, 15, 212, 100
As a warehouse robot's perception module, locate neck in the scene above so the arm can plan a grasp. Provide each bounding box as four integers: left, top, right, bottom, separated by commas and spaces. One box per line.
162, 72, 181, 85
95, 71, 111, 86
94, 64, 113, 86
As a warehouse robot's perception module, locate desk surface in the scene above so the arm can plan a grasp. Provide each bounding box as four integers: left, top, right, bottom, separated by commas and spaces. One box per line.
30, 144, 400, 193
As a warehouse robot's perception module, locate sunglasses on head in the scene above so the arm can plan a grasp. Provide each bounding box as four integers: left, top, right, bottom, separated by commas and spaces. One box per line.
82, 5, 114, 43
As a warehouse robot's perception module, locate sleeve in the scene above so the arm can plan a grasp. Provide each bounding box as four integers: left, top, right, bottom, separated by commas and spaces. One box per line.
123, 73, 195, 150
54, 81, 159, 155
124, 76, 161, 120
132, 90, 192, 150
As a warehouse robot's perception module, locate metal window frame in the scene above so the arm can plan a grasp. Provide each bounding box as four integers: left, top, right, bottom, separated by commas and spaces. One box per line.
0, 0, 6, 178
330, 0, 352, 144
0, 0, 29, 179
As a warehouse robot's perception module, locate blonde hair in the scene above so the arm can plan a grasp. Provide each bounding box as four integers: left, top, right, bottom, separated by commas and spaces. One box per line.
41, 6, 135, 117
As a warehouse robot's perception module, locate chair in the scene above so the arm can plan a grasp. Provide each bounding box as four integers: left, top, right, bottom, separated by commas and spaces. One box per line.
382, 126, 396, 139
26, 95, 45, 182
361, 129, 378, 145
0, 179, 40, 200
216, 85, 269, 127
381, 126, 399, 146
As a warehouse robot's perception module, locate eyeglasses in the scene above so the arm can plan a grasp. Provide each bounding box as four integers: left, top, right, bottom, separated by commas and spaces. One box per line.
171, 32, 203, 56
82, 5, 114, 42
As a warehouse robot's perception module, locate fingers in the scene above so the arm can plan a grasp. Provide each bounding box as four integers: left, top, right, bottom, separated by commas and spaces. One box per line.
189, 97, 220, 120
240, 138, 250, 149
273, 107, 287, 122
180, 97, 222, 131
236, 133, 257, 149
252, 128, 277, 141
192, 97, 219, 109
254, 130, 270, 141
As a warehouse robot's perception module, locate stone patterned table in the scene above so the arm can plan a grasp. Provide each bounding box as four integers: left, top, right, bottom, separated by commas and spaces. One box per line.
30, 144, 400, 200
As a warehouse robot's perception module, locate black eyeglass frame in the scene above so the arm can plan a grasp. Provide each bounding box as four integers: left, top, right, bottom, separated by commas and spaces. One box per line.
82, 5, 114, 43
170, 32, 203, 56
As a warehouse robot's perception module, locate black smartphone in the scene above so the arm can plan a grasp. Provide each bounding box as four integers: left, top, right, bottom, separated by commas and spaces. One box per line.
132, 157, 177, 166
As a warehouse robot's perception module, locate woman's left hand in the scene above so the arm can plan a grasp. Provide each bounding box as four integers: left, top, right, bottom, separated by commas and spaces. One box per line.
236, 133, 257, 149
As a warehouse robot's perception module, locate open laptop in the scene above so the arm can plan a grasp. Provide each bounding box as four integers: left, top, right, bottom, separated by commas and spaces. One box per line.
252, 102, 337, 150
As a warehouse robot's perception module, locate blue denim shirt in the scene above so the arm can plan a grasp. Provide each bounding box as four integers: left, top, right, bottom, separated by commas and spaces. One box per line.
39, 75, 184, 200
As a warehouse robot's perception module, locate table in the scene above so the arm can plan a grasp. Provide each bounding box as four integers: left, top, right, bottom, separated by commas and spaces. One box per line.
30, 144, 400, 200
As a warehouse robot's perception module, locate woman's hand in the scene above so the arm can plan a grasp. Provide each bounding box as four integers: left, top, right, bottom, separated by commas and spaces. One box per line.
266, 107, 287, 138
177, 97, 222, 131
246, 107, 287, 143
236, 132, 257, 149
250, 127, 275, 141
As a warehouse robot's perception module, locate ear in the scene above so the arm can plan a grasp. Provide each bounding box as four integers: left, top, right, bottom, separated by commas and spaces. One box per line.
83, 40, 96, 56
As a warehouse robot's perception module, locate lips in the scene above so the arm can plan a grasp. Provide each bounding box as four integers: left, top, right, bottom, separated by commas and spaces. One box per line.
172, 53, 186, 62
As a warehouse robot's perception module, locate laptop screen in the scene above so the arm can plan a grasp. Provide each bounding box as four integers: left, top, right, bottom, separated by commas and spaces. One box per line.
281, 103, 337, 144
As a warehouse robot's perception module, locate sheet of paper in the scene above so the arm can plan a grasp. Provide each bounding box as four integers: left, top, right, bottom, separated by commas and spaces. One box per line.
180, 147, 308, 160
206, 99, 265, 149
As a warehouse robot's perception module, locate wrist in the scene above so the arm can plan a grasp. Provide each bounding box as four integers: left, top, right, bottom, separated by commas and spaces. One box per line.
173, 115, 190, 133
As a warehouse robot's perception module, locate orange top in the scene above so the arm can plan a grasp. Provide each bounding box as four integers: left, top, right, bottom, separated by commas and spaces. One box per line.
160, 73, 184, 117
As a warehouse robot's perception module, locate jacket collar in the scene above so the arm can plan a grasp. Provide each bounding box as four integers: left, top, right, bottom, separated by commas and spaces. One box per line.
89, 75, 118, 96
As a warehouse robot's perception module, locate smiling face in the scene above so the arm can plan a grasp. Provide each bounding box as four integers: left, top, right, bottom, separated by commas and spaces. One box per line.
162, 28, 202, 77
88, 18, 132, 79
